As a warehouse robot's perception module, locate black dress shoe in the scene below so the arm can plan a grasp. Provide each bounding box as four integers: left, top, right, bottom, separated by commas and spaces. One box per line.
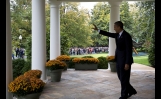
128, 91, 137, 98
119, 97, 127, 99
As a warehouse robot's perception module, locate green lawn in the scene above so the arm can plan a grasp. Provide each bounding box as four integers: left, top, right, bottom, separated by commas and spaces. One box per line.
70, 53, 150, 66
133, 55, 150, 66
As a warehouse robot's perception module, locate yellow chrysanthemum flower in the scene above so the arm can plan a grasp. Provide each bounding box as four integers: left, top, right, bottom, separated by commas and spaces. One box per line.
8, 74, 45, 97
72, 58, 99, 64
56, 55, 70, 61
46, 59, 67, 70
107, 56, 115, 62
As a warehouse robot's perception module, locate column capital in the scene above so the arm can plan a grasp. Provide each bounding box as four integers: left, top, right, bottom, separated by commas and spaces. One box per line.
108, 0, 122, 6
49, 0, 62, 8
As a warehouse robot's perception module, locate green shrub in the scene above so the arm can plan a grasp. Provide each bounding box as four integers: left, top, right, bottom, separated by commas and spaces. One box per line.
60, 34, 70, 55
97, 56, 108, 69
21, 60, 31, 74
12, 59, 26, 79
148, 52, 155, 68
148, 32, 155, 68
82, 56, 94, 58
68, 57, 75, 68
25, 36, 31, 62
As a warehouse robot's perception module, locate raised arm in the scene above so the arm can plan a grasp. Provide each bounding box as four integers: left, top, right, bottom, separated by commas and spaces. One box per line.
99, 30, 117, 38
92, 24, 117, 38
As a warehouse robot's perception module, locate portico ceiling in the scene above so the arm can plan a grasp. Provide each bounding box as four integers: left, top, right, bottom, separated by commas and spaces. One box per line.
55, 0, 154, 2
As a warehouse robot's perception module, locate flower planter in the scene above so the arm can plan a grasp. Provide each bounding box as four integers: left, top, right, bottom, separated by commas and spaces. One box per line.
46, 69, 50, 76
46, 60, 67, 73
24, 70, 42, 79
8, 74, 45, 98
16, 93, 41, 99
64, 66, 67, 71
108, 62, 117, 72
50, 69, 63, 82
56, 55, 71, 71
63, 61, 69, 71
75, 63, 97, 70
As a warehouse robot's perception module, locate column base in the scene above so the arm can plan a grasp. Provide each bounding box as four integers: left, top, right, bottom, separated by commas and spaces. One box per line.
43, 78, 49, 83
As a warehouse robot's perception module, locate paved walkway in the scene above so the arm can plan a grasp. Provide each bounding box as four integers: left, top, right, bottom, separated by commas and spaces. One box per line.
39, 63, 155, 99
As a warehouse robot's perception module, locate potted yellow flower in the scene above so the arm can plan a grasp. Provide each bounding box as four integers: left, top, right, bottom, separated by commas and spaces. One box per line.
24, 69, 42, 78
72, 58, 99, 70
107, 56, 115, 62
56, 55, 70, 61
107, 56, 116, 72
8, 75, 45, 99
56, 55, 71, 70
46, 59, 67, 82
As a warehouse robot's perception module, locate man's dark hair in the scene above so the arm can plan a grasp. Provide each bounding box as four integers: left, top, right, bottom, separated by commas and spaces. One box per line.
114, 21, 123, 29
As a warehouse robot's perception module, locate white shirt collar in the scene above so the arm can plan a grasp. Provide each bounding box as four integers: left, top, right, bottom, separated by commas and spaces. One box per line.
119, 30, 124, 36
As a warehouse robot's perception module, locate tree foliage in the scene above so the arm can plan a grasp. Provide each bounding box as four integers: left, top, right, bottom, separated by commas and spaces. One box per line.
131, 1, 155, 51
90, 2, 110, 46
10, 0, 32, 48
60, 2, 93, 48
120, 1, 133, 33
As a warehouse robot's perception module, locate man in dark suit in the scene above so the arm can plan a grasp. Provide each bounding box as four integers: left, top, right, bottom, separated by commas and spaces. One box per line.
92, 21, 137, 99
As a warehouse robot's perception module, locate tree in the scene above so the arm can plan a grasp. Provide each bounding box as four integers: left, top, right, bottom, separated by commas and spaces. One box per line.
60, 2, 93, 48
45, 3, 50, 60
132, 1, 155, 51
90, 2, 110, 46
128, 3, 144, 49
10, 0, 32, 48
120, 1, 133, 33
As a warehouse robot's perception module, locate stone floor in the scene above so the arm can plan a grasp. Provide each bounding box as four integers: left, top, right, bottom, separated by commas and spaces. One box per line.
39, 63, 155, 99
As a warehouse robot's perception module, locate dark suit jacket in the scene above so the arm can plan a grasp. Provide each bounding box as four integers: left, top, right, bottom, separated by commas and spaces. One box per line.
99, 30, 133, 66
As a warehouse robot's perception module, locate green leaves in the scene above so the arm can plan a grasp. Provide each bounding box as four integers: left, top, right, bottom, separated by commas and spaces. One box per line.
90, 2, 110, 46
120, 1, 133, 33
11, 0, 32, 48
60, 2, 93, 47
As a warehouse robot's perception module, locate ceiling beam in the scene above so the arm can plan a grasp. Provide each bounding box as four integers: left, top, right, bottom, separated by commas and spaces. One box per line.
55, 0, 154, 2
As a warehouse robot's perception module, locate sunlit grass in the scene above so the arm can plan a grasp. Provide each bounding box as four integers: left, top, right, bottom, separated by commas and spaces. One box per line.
133, 55, 150, 66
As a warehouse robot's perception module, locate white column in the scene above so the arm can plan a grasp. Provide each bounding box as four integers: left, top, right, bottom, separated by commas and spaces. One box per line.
32, 0, 46, 80
108, 1, 121, 56
6, 0, 13, 99
49, 0, 61, 60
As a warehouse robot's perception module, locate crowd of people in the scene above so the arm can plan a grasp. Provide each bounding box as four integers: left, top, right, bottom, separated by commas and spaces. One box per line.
12, 47, 25, 59
68, 47, 109, 55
